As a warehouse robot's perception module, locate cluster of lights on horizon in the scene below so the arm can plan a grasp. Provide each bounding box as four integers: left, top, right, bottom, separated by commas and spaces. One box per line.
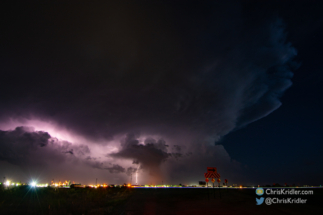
0, 178, 253, 189
2, 179, 320, 189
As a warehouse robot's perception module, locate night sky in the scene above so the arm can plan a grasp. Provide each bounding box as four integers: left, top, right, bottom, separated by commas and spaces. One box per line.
1, 1, 322, 186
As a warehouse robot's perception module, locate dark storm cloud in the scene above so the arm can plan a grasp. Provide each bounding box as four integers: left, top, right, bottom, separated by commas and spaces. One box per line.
0, 126, 127, 180
0, 1, 298, 183
0, 1, 297, 143
0, 127, 50, 165
111, 134, 169, 176
64, 150, 73, 155
0, 126, 91, 168
104, 164, 125, 174
132, 160, 139, 165
168, 145, 183, 160
126, 167, 138, 176
84, 157, 125, 173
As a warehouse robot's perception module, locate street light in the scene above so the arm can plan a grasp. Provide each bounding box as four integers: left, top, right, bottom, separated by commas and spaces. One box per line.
30, 181, 36, 187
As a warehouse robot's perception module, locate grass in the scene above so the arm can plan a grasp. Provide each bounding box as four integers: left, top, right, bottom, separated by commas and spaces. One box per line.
0, 185, 134, 215
1, 186, 322, 215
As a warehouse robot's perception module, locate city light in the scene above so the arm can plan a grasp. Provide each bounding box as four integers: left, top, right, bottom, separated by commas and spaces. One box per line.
1, 179, 319, 189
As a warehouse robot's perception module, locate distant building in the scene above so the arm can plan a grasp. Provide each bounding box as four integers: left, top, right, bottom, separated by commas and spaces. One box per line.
70, 184, 84, 188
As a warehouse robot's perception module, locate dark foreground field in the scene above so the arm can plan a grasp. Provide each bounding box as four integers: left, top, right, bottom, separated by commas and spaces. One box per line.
0, 186, 322, 215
